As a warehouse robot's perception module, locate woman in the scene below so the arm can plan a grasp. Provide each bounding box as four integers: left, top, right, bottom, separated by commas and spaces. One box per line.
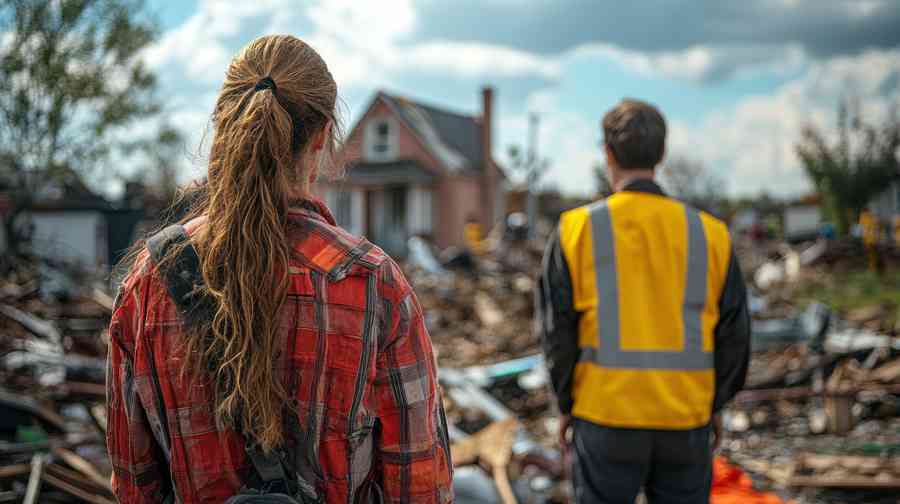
106, 35, 453, 504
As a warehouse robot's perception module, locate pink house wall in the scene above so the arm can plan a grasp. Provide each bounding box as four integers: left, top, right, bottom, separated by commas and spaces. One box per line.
321, 95, 488, 250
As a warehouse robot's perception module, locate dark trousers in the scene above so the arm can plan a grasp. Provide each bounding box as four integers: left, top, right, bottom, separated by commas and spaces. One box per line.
572, 418, 712, 504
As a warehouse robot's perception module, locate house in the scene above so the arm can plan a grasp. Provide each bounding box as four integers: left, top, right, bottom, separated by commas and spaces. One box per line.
9, 178, 145, 272
318, 87, 506, 255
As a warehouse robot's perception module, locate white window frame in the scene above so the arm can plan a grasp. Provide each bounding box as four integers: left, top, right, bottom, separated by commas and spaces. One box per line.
364, 117, 397, 161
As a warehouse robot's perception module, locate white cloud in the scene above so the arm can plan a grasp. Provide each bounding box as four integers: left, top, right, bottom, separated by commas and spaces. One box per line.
498, 91, 601, 197
143, 0, 297, 83
141, 1, 899, 200
666, 48, 900, 197
400, 41, 560, 79
569, 43, 808, 83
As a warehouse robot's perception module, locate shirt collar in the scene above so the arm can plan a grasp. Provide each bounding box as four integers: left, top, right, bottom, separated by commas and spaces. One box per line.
621, 178, 666, 197
287, 198, 337, 226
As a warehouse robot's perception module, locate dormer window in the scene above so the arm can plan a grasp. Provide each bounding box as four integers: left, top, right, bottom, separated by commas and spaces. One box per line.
365, 117, 397, 161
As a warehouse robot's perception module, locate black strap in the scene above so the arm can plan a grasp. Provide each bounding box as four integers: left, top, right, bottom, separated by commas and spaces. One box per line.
147, 225, 212, 327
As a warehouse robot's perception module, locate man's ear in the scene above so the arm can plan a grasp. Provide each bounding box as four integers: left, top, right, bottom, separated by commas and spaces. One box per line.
604, 144, 617, 168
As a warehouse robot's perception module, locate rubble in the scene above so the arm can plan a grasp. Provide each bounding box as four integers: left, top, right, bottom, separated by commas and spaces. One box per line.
0, 256, 113, 503
0, 223, 897, 503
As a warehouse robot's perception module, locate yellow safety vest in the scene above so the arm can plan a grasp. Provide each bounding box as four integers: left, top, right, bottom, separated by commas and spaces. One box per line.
559, 191, 732, 429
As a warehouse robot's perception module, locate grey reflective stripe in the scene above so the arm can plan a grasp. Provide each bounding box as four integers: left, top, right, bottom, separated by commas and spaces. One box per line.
582, 203, 713, 370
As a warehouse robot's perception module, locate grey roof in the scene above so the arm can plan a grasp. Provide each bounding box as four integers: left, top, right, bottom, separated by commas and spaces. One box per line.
346, 160, 437, 186
380, 93, 484, 173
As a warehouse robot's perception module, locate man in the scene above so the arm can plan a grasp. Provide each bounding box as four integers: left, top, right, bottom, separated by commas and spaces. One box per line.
537, 99, 750, 503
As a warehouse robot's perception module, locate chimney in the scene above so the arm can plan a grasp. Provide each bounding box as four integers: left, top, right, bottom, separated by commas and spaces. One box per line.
481, 86, 496, 228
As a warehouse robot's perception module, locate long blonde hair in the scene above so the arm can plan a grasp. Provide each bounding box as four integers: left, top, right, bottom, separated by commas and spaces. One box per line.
152, 35, 341, 451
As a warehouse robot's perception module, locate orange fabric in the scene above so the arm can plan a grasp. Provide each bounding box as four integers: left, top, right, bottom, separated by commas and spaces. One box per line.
711, 457, 788, 504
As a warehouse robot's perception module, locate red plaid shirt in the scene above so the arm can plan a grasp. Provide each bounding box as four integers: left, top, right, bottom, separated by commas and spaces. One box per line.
106, 201, 453, 503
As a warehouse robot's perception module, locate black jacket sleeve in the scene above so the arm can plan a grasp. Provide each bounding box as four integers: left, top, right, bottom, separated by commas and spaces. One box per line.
713, 248, 751, 412
536, 228, 580, 415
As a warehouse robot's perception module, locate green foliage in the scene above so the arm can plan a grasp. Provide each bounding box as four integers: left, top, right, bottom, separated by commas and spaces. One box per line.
793, 268, 900, 329
0, 0, 172, 250
658, 156, 727, 216
796, 101, 900, 234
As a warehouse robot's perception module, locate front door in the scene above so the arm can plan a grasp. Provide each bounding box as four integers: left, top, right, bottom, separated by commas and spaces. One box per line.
366, 186, 408, 256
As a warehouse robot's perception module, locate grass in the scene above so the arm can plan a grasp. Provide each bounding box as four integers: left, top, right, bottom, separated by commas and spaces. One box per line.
792, 267, 900, 330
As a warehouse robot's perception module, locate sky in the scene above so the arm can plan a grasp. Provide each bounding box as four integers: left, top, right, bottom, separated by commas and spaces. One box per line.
142, 0, 900, 198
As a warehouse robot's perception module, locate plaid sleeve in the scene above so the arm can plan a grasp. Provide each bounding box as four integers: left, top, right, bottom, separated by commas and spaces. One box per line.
374, 260, 453, 504
106, 275, 169, 503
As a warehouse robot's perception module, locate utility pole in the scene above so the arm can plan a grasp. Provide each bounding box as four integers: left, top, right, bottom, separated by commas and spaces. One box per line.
526, 113, 540, 239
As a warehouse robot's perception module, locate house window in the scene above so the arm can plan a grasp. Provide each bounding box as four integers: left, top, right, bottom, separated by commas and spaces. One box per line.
365, 118, 397, 161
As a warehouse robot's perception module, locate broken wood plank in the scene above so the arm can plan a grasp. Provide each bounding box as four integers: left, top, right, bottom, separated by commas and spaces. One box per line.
52, 447, 112, 492
23, 453, 47, 504
58, 381, 106, 397
0, 463, 31, 479
789, 453, 900, 489
91, 288, 115, 312
871, 357, 900, 383
89, 403, 108, 434
42, 471, 115, 504
734, 383, 900, 404
789, 475, 900, 489
450, 418, 520, 504
44, 464, 113, 497
0, 304, 61, 341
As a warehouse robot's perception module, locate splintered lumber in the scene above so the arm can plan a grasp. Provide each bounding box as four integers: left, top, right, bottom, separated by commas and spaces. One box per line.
59, 381, 107, 397
451, 418, 520, 504
44, 464, 113, 498
789, 453, 900, 489
52, 447, 112, 492
734, 383, 900, 404
42, 470, 115, 504
870, 357, 900, 383
91, 288, 115, 312
0, 463, 31, 479
90, 403, 108, 434
0, 304, 61, 341
23, 453, 47, 504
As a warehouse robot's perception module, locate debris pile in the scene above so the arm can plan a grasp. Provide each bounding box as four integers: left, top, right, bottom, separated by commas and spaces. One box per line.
407, 237, 545, 368
726, 238, 900, 503
0, 257, 113, 503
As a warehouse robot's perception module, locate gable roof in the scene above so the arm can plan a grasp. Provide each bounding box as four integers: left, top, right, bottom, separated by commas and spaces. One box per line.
378, 92, 485, 173
346, 160, 437, 186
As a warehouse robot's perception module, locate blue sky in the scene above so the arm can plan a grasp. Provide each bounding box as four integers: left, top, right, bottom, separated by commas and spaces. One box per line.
142, 0, 900, 198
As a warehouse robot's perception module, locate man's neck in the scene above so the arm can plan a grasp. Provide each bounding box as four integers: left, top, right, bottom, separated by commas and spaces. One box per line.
614, 170, 655, 192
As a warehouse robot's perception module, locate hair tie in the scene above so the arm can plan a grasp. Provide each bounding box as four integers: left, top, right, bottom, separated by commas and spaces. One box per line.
254, 76, 277, 93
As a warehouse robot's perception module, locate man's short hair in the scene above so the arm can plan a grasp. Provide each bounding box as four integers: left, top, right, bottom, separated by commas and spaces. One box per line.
602, 99, 667, 170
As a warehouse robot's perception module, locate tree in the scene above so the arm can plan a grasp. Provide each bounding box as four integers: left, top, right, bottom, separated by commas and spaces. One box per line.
658, 156, 726, 215
796, 101, 900, 234
0, 0, 167, 252
593, 161, 613, 199
507, 114, 551, 236
126, 123, 185, 205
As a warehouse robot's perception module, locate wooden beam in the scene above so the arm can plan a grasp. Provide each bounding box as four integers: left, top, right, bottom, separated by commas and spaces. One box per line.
23, 454, 47, 504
